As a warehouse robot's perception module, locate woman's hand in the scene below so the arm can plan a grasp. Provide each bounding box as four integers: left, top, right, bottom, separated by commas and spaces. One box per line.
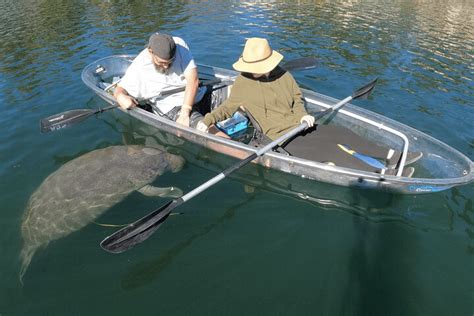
300, 115, 315, 127
196, 121, 209, 133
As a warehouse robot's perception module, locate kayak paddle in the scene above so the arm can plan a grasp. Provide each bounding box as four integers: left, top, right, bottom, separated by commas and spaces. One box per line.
40, 105, 117, 133
281, 56, 317, 71
337, 144, 386, 169
100, 78, 377, 254
100, 123, 308, 253
39, 78, 221, 133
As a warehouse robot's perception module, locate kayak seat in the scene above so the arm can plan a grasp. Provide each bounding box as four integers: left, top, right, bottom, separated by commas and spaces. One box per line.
241, 109, 291, 154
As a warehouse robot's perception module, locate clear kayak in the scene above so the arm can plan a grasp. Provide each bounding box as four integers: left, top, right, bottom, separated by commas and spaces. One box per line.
81, 55, 473, 194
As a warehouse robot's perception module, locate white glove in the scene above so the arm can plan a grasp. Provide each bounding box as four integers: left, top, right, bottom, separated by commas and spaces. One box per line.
176, 112, 190, 127
196, 121, 209, 133
300, 115, 315, 127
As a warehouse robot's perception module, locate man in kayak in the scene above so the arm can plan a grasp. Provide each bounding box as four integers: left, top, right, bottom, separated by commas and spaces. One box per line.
114, 33, 207, 127
196, 37, 422, 175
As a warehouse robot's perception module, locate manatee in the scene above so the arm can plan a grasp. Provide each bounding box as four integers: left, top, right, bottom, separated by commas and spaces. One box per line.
20, 145, 184, 282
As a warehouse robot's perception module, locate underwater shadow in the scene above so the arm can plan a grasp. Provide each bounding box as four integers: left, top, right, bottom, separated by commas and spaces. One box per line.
120, 194, 256, 290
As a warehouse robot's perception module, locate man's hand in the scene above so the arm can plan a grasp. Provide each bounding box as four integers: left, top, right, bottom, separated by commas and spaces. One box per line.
300, 115, 315, 127
116, 92, 138, 110
176, 108, 191, 127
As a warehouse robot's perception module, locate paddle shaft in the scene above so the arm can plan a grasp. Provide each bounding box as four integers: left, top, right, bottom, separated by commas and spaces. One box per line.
181, 123, 308, 202
135, 78, 224, 104
314, 96, 352, 121
40, 78, 222, 133
100, 78, 379, 253
313, 78, 378, 121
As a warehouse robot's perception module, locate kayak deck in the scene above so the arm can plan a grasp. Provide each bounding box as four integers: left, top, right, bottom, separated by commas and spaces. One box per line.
81, 55, 474, 194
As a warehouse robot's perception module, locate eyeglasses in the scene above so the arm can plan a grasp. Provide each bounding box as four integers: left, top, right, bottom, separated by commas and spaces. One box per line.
149, 48, 175, 67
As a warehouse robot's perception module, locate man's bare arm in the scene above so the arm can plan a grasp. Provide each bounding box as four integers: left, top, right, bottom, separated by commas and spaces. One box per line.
114, 86, 138, 110
176, 68, 199, 126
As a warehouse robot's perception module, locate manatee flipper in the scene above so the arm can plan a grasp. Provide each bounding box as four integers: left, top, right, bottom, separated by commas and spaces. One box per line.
19, 243, 41, 285
138, 185, 183, 198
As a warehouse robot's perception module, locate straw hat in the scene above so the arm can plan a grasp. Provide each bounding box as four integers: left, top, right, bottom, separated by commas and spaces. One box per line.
233, 38, 283, 74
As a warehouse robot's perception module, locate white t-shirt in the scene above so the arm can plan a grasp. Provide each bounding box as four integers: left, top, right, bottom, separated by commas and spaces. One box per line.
119, 36, 205, 114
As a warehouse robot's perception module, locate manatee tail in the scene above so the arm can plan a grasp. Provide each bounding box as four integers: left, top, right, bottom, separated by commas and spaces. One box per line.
19, 244, 38, 285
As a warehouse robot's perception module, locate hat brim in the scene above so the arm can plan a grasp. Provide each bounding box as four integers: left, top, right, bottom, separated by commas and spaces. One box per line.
232, 50, 284, 74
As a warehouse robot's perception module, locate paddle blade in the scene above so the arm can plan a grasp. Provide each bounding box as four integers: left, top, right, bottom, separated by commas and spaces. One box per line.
40, 109, 96, 133
352, 77, 378, 100
100, 200, 180, 253
282, 57, 317, 71
338, 144, 386, 169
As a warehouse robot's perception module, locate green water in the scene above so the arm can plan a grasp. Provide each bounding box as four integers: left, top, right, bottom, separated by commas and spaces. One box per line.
0, 1, 473, 315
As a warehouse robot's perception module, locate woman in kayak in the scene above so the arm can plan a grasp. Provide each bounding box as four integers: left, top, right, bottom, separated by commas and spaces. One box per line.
197, 38, 421, 175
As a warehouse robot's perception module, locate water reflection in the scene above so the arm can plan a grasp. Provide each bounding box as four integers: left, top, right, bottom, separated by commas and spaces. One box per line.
1, 0, 472, 114
232, 0, 473, 116
447, 187, 474, 254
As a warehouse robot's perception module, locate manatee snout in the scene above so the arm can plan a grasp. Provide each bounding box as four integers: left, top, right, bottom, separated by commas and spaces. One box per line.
167, 154, 185, 173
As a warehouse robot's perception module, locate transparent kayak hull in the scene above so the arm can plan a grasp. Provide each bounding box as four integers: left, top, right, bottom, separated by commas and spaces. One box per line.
81, 55, 473, 194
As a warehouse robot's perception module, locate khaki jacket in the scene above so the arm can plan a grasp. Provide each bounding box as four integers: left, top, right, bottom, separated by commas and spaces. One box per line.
202, 68, 307, 140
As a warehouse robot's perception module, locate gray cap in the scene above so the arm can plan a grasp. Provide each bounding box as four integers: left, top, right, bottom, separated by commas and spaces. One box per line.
148, 33, 176, 60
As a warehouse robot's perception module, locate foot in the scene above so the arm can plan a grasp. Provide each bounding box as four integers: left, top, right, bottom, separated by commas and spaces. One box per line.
387, 151, 423, 169
384, 166, 415, 178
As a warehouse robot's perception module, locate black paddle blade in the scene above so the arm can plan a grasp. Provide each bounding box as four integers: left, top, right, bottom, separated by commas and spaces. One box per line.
282, 57, 317, 71
100, 200, 180, 253
352, 77, 378, 100
40, 109, 96, 133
